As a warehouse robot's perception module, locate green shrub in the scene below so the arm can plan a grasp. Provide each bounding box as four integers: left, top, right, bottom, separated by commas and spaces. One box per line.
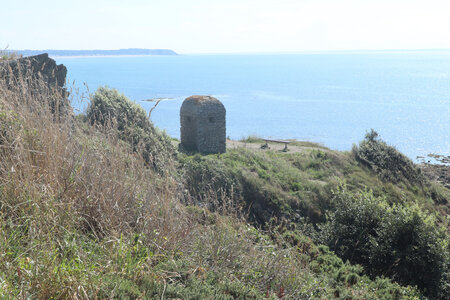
87, 86, 175, 172
319, 186, 449, 298
353, 129, 423, 185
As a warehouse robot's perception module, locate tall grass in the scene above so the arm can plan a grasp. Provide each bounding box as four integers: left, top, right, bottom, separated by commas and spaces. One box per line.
0, 48, 22, 61
0, 69, 193, 297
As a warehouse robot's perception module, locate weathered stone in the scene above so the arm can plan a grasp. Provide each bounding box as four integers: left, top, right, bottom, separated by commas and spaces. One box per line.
180, 95, 226, 154
0, 53, 66, 89
0, 53, 69, 116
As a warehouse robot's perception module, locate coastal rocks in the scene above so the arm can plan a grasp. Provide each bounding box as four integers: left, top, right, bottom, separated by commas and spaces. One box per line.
0, 53, 67, 90
0, 53, 69, 116
180, 95, 226, 154
419, 155, 450, 191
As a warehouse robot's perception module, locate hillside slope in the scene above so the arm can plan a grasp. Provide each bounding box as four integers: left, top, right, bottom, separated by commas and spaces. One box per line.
0, 75, 448, 298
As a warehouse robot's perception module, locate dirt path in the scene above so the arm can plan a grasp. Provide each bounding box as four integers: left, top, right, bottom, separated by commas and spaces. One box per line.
226, 139, 325, 154
173, 139, 330, 154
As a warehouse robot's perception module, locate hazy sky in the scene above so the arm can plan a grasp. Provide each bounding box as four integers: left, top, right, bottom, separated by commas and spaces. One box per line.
2, 0, 450, 54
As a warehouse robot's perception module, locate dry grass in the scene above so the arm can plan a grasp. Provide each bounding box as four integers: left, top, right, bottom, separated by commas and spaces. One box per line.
0, 70, 195, 297
0, 48, 22, 61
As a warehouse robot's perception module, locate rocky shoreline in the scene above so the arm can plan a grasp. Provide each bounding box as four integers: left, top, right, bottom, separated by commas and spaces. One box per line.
419, 157, 450, 190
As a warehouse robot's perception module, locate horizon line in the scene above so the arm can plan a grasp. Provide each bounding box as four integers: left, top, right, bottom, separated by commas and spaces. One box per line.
8, 47, 450, 56
181, 48, 450, 55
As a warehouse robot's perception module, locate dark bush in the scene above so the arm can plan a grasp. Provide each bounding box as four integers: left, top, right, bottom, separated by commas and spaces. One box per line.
353, 129, 423, 185
320, 186, 449, 298
87, 86, 175, 172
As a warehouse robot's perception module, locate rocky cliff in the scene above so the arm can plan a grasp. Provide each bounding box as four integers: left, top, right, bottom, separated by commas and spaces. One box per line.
0, 53, 69, 116
0, 53, 66, 89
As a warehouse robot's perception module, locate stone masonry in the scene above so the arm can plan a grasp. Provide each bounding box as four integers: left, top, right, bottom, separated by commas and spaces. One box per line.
180, 95, 226, 153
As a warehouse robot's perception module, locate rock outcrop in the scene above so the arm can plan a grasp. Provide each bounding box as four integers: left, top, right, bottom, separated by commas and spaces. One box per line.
0, 53, 69, 116
0, 53, 66, 89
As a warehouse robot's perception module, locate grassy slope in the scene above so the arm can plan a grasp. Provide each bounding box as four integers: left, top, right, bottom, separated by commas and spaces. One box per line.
0, 81, 447, 299
182, 139, 448, 226
180, 128, 450, 299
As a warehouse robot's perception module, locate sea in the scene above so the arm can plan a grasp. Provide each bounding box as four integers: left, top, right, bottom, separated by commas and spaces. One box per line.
54, 51, 450, 161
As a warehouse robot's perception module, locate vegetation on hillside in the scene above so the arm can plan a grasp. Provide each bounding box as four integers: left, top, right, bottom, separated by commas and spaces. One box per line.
319, 187, 449, 298
352, 129, 424, 185
87, 86, 176, 173
0, 77, 448, 299
181, 136, 449, 298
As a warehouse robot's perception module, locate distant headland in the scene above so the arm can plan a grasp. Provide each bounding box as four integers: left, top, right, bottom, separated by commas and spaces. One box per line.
8, 48, 178, 57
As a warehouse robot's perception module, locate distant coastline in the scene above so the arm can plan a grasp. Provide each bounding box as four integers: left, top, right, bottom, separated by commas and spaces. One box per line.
9, 48, 178, 57
49, 55, 177, 59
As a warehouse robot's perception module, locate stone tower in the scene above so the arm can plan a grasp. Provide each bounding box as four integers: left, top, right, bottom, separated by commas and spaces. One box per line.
180, 95, 226, 153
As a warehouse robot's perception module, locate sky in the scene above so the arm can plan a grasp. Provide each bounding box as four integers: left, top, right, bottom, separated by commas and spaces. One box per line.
2, 0, 450, 54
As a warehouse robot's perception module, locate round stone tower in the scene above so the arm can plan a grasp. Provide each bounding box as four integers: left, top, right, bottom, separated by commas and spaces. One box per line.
180, 95, 226, 153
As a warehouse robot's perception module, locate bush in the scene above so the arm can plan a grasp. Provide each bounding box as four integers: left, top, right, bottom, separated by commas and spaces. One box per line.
319, 186, 449, 298
87, 86, 176, 173
353, 129, 423, 185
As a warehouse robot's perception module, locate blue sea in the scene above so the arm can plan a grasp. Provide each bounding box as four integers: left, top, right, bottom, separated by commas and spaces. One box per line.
55, 51, 450, 160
